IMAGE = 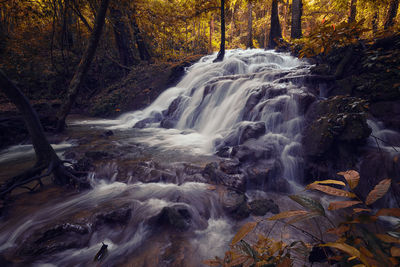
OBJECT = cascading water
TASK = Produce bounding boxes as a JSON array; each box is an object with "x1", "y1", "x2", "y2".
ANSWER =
[
  {"x1": 79, "y1": 49, "x2": 313, "y2": 183},
  {"x1": 0, "y1": 50, "x2": 317, "y2": 266}
]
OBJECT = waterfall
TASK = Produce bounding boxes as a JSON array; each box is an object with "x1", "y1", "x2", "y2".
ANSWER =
[
  {"x1": 0, "y1": 50, "x2": 317, "y2": 266},
  {"x1": 91, "y1": 49, "x2": 313, "y2": 182}
]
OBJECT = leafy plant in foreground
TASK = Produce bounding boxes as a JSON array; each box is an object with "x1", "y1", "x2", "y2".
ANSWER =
[{"x1": 204, "y1": 170, "x2": 400, "y2": 266}]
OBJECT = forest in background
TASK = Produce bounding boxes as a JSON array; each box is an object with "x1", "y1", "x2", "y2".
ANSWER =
[{"x1": 0, "y1": 0, "x2": 399, "y2": 102}]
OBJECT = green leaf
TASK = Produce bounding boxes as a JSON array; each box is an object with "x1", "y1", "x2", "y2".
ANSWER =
[{"x1": 289, "y1": 195, "x2": 325, "y2": 215}]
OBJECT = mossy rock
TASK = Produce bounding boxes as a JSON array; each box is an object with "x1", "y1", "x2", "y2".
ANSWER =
[{"x1": 303, "y1": 96, "x2": 371, "y2": 157}]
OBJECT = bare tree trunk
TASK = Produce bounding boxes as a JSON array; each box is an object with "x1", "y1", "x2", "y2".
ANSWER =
[
  {"x1": 348, "y1": 0, "x2": 357, "y2": 23},
  {"x1": 372, "y1": 9, "x2": 379, "y2": 35},
  {"x1": 110, "y1": 7, "x2": 135, "y2": 67},
  {"x1": 132, "y1": 16, "x2": 151, "y2": 61},
  {"x1": 56, "y1": 0, "x2": 110, "y2": 132},
  {"x1": 282, "y1": 0, "x2": 289, "y2": 38},
  {"x1": 214, "y1": 0, "x2": 225, "y2": 62},
  {"x1": 384, "y1": 0, "x2": 399, "y2": 29},
  {"x1": 209, "y1": 15, "x2": 214, "y2": 53},
  {"x1": 291, "y1": 0, "x2": 302, "y2": 39},
  {"x1": 268, "y1": 0, "x2": 282, "y2": 49},
  {"x1": 0, "y1": 70, "x2": 85, "y2": 196},
  {"x1": 247, "y1": 1, "x2": 254, "y2": 49},
  {"x1": 0, "y1": 70, "x2": 58, "y2": 166},
  {"x1": 264, "y1": 7, "x2": 269, "y2": 48}
]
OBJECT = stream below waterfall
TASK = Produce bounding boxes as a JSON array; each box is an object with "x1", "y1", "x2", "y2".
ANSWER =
[{"x1": 0, "y1": 49, "x2": 398, "y2": 266}]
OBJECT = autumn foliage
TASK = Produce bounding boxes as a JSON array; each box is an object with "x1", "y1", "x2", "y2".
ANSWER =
[{"x1": 205, "y1": 170, "x2": 400, "y2": 266}]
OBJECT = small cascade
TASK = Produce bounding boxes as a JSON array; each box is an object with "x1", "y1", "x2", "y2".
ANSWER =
[
  {"x1": 0, "y1": 181, "x2": 232, "y2": 265},
  {"x1": 367, "y1": 119, "x2": 400, "y2": 152},
  {"x1": 86, "y1": 49, "x2": 314, "y2": 184}
]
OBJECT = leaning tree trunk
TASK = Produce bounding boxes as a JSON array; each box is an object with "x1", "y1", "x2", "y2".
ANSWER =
[
  {"x1": 268, "y1": 0, "x2": 282, "y2": 49},
  {"x1": 214, "y1": 0, "x2": 225, "y2": 62},
  {"x1": 247, "y1": 1, "x2": 254, "y2": 49},
  {"x1": 384, "y1": 0, "x2": 399, "y2": 29},
  {"x1": 348, "y1": 0, "x2": 357, "y2": 23},
  {"x1": 0, "y1": 71, "x2": 83, "y2": 197},
  {"x1": 110, "y1": 7, "x2": 135, "y2": 67},
  {"x1": 56, "y1": 0, "x2": 110, "y2": 132},
  {"x1": 0, "y1": 71, "x2": 58, "y2": 167},
  {"x1": 291, "y1": 0, "x2": 302, "y2": 39}
]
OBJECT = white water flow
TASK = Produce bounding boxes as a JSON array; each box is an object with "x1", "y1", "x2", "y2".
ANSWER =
[
  {"x1": 0, "y1": 50, "x2": 315, "y2": 265},
  {"x1": 76, "y1": 49, "x2": 312, "y2": 182},
  {"x1": 0, "y1": 181, "x2": 231, "y2": 266}
]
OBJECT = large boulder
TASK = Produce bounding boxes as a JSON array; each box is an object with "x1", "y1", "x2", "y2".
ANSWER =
[
  {"x1": 358, "y1": 150, "x2": 400, "y2": 207},
  {"x1": 239, "y1": 122, "x2": 266, "y2": 143},
  {"x1": 150, "y1": 204, "x2": 192, "y2": 231},
  {"x1": 19, "y1": 223, "x2": 90, "y2": 257},
  {"x1": 370, "y1": 101, "x2": 400, "y2": 131},
  {"x1": 303, "y1": 96, "x2": 371, "y2": 157},
  {"x1": 302, "y1": 96, "x2": 372, "y2": 182},
  {"x1": 202, "y1": 162, "x2": 246, "y2": 191},
  {"x1": 249, "y1": 199, "x2": 279, "y2": 216},
  {"x1": 221, "y1": 190, "x2": 250, "y2": 220},
  {"x1": 93, "y1": 206, "x2": 132, "y2": 229}
]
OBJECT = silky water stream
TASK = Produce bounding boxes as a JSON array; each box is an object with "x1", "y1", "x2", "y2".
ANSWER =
[{"x1": 0, "y1": 50, "x2": 323, "y2": 266}]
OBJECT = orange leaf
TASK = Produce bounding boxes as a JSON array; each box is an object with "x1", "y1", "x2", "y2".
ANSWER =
[
  {"x1": 365, "y1": 179, "x2": 391, "y2": 205},
  {"x1": 307, "y1": 184, "x2": 356, "y2": 198},
  {"x1": 326, "y1": 225, "x2": 350, "y2": 236},
  {"x1": 207, "y1": 185, "x2": 217, "y2": 191},
  {"x1": 376, "y1": 208, "x2": 400, "y2": 217},
  {"x1": 277, "y1": 257, "x2": 292, "y2": 267},
  {"x1": 376, "y1": 234, "x2": 400, "y2": 244},
  {"x1": 337, "y1": 170, "x2": 360, "y2": 189},
  {"x1": 268, "y1": 210, "x2": 309, "y2": 221},
  {"x1": 321, "y1": 242, "x2": 360, "y2": 258},
  {"x1": 360, "y1": 246, "x2": 374, "y2": 258},
  {"x1": 328, "y1": 201, "x2": 362, "y2": 210},
  {"x1": 227, "y1": 255, "x2": 249, "y2": 266},
  {"x1": 353, "y1": 208, "x2": 371, "y2": 213},
  {"x1": 329, "y1": 255, "x2": 343, "y2": 261},
  {"x1": 243, "y1": 258, "x2": 254, "y2": 267},
  {"x1": 202, "y1": 259, "x2": 222, "y2": 266},
  {"x1": 391, "y1": 247, "x2": 400, "y2": 257},
  {"x1": 389, "y1": 256, "x2": 399, "y2": 266},
  {"x1": 310, "y1": 180, "x2": 346, "y2": 187},
  {"x1": 231, "y1": 222, "x2": 258, "y2": 245}
]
